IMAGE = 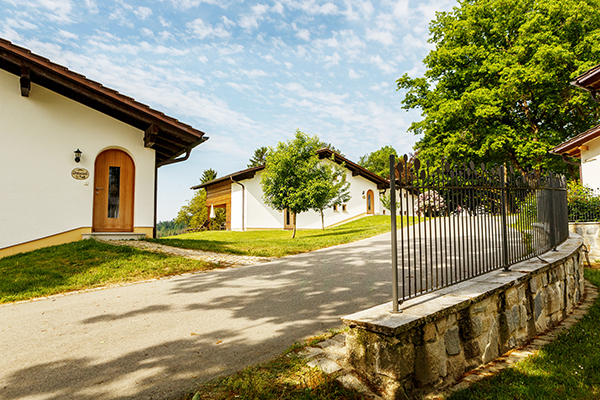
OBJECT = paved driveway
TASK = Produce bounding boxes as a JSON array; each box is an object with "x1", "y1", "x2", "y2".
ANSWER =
[{"x1": 0, "y1": 232, "x2": 395, "y2": 400}]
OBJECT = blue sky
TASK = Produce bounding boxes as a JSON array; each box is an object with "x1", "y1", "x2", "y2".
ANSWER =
[{"x1": 1, "y1": 0, "x2": 456, "y2": 221}]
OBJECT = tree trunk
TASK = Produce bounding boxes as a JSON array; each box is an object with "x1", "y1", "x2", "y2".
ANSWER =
[
  {"x1": 292, "y1": 213, "x2": 297, "y2": 239},
  {"x1": 321, "y1": 210, "x2": 325, "y2": 230}
]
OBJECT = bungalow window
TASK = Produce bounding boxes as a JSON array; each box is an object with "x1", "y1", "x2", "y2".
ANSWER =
[
  {"x1": 333, "y1": 204, "x2": 339, "y2": 212},
  {"x1": 342, "y1": 204, "x2": 347, "y2": 212}
]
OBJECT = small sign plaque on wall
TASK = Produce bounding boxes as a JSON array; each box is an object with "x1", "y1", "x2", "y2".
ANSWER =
[{"x1": 71, "y1": 168, "x2": 90, "y2": 180}]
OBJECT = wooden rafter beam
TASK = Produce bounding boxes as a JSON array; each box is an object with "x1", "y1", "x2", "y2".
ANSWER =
[
  {"x1": 144, "y1": 124, "x2": 159, "y2": 148},
  {"x1": 20, "y1": 65, "x2": 30, "y2": 97}
]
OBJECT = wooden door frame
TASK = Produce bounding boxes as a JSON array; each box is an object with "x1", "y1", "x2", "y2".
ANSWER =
[
  {"x1": 92, "y1": 149, "x2": 135, "y2": 232},
  {"x1": 366, "y1": 189, "x2": 374, "y2": 215}
]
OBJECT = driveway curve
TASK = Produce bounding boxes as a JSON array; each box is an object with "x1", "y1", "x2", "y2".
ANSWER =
[{"x1": 0, "y1": 231, "x2": 396, "y2": 400}]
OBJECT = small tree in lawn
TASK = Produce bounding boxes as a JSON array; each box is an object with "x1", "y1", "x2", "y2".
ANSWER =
[
  {"x1": 310, "y1": 160, "x2": 351, "y2": 230},
  {"x1": 261, "y1": 130, "x2": 326, "y2": 238}
]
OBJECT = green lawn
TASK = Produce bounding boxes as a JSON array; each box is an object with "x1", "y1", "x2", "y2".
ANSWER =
[
  {"x1": 183, "y1": 329, "x2": 368, "y2": 400},
  {"x1": 448, "y1": 268, "x2": 600, "y2": 400},
  {"x1": 0, "y1": 239, "x2": 218, "y2": 304},
  {"x1": 148, "y1": 215, "x2": 412, "y2": 258}
]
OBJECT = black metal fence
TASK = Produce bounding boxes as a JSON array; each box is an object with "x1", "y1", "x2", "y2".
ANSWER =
[
  {"x1": 389, "y1": 155, "x2": 569, "y2": 312},
  {"x1": 568, "y1": 186, "x2": 600, "y2": 222}
]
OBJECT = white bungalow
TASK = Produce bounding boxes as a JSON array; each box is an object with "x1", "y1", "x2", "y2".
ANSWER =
[
  {"x1": 193, "y1": 149, "x2": 414, "y2": 231},
  {"x1": 0, "y1": 38, "x2": 207, "y2": 257}
]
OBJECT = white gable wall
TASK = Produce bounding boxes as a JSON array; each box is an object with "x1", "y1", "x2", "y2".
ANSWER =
[
  {"x1": 581, "y1": 138, "x2": 600, "y2": 191},
  {"x1": 0, "y1": 69, "x2": 155, "y2": 250},
  {"x1": 229, "y1": 167, "x2": 384, "y2": 231}
]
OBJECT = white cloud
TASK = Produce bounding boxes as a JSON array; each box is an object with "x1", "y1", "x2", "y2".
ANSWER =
[
  {"x1": 272, "y1": 1, "x2": 285, "y2": 15},
  {"x1": 348, "y1": 69, "x2": 361, "y2": 79},
  {"x1": 282, "y1": 0, "x2": 339, "y2": 15},
  {"x1": 6, "y1": 18, "x2": 38, "y2": 30},
  {"x1": 323, "y1": 52, "x2": 340, "y2": 68},
  {"x1": 134, "y1": 6, "x2": 152, "y2": 20},
  {"x1": 238, "y1": 3, "x2": 270, "y2": 31},
  {"x1": 109, "y1": 7, "x2": 134, "y2": 28},
  {"x1": 57, "y1": 29, "x2": 78, "y2": 39},
  {"x1": 187, "y1": 18, "x2": 231, "y2": 39},
  {"x1": 159, "y1": 16, "x2": 171, "y2": 27},
  {"x1": 284, "y1": 62, "x2": 293, "y2": 69},
  {"x1": 295, "y1": 28, "x2": 310, "y2": 41},
  {"x1": 83, "y1": 0, "x2": 98, "y2": 14},
  {"x1": 198, "y1": 55, "x2": 208, "y2": 63},
  {"x1": 227, "y1": 82, "x2": 253, "y2": 91},
  {"x1": 369, "y1": 81, "x2": 390, "y2": 91},
  {"x1": 343, "y1": 0, "x2": 374, "y2": 21},
  {"x1": 217, "y1": 44, "x2": 244, "y2": 55},
  {"x1": 370, "y1": 54, "x2": 396, "y2": 74},
  {"x1": 239, "y1": 69, "x2": 268, "y2": 78},
  {"x1": 160, "y1": 0, "x2": 226, "y2": 9},
  {"x1": 222, "y1": 16, "x2": 235, "y2": 27},
  {"x1": 140, "y1": 27, "x2": 154, "y2": 37}
]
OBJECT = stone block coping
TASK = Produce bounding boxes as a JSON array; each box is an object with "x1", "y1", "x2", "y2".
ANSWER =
[{"x1": 341, "y1": 235, "x2": 582, "y2": 337}]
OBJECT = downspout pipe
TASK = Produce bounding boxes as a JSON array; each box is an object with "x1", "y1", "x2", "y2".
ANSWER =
[{"x1": 230, "y1": 177, "x2": 245, "y2": 231}]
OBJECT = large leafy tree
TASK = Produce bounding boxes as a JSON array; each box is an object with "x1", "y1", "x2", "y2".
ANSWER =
[
  {"x1": 358, "y1": 146, "x2": 399, "y2": 179},
  {"x1": 397, "y1": 0, "x2": 600, "y2": 177},
  {"x1": 261, "y1": 130, "x2": 346, "y2": 238}
]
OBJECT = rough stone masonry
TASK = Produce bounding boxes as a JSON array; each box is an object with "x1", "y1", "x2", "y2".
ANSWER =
[{"x1": 342, "y1": 236, "x2": 584, "y2": 399}]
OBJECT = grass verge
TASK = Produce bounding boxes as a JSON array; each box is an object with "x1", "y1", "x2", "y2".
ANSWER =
[
  {"x1": 148, "y1": 215, "x2": 418, "y2": 258},
  {"x1": 182, "y1": 329, "x2": 368, "y2": 400},
  {"x1": 0, "y1": 239, "x2": 218, "y2": 304},
  {"x1": 448, "y1": 268, "x2": 600, "y2": 400}
]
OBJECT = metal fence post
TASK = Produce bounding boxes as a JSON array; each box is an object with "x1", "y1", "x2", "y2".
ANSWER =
[
  {"x1": 500, "y1": 166, "x2": 510, "y2": 271},
  {"x1": 390, "y1": 154, "x2": 401, "y2": 313},
  {"x1": 548, "y1": 172, "x2": 557, "y2": 251}
]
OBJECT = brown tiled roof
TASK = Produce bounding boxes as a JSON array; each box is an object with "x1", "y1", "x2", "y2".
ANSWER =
[
  {"x1": 192, "y1": 148, "x2": 391, "y2": 190},
  {"x1": 0, "y1": 38, "x2": 207, "y2": 165},
  {"x1": 571, "y1": 64, "x2": 600, "y2": 94},
  {"x1": 551, "y1": 124, "x2": 600, "y2": 158}
]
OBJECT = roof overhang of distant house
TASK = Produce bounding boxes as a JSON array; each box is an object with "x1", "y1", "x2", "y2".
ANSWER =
[
  {"x1": 552, "y1": 124, "x2": 600, "y2": 158},
  {"x1": 571, "y1": 64, "x2": 600, "y2": 103},
  {"x1": 192, "y1": 148, "x2": 391, "y2": 191},
  {"x1": 0, "y1": 38, "x2": 207, "y2": 166}
]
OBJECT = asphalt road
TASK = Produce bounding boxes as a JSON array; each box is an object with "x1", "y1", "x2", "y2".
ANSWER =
[{"x1": 0, "y1": 232, "x2": 397, "y2": 400}]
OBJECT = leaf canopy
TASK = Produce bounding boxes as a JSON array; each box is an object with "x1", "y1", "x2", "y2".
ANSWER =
[{"x1": 398, "y1": 0, "x2": 600, "y2": 176}]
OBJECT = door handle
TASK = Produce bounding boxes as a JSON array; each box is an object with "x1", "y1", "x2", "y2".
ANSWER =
[{"x1": 96, "y1": 187, "x2": 103, "y2": 190}]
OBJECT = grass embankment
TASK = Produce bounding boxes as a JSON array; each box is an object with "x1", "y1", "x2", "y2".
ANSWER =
[
  {"x1": 0, "y1": 239, "x2": 217, "y2": 304},
  {"x1": 184, "y1": 329, "x2": 367, "y2": 400},
  {"x1": 449, "y1": 268, "x2": 600, "y2": 400},
  {"x1": 149, "y1": 215, "x2": 412, "y2": 258}
]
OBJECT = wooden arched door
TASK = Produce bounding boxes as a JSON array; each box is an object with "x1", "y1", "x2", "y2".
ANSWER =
[
  {"x1": 93, "y1": 149, "x2": 135, "y2": 232},
  {"x1": 366, "y1": 189, "x2": 374, "y2": 215}
]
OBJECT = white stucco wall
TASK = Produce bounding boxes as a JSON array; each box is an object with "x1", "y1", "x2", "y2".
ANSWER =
[
  {"x1": 382, "y1": 189, "x2": 417, "y2": 217},
  {"x1": 230, "y1": 167, "x2": 384, "y2": 230},
  {"x1": 580, "y1": 138, "x2": 600, "y2": 191},
  {"x1": 0, "y1": 69, "x2": 156, "y2": 249}
]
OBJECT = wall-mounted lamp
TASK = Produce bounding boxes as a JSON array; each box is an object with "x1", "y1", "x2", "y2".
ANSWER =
[
  {"x1": 74, "y1": 148, "x2": 82, "y2": 163},
  {"x1": 362, "y1": 191, "x2": 365, "y2": 196}
]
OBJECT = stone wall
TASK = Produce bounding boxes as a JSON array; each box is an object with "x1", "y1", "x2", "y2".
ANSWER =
[
  {"x1": 570, "y1": 222, "x2": 600, "y2": 259},
  {"x1": 342, "y1": 236, "x2": 584, "y2": 399}
]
